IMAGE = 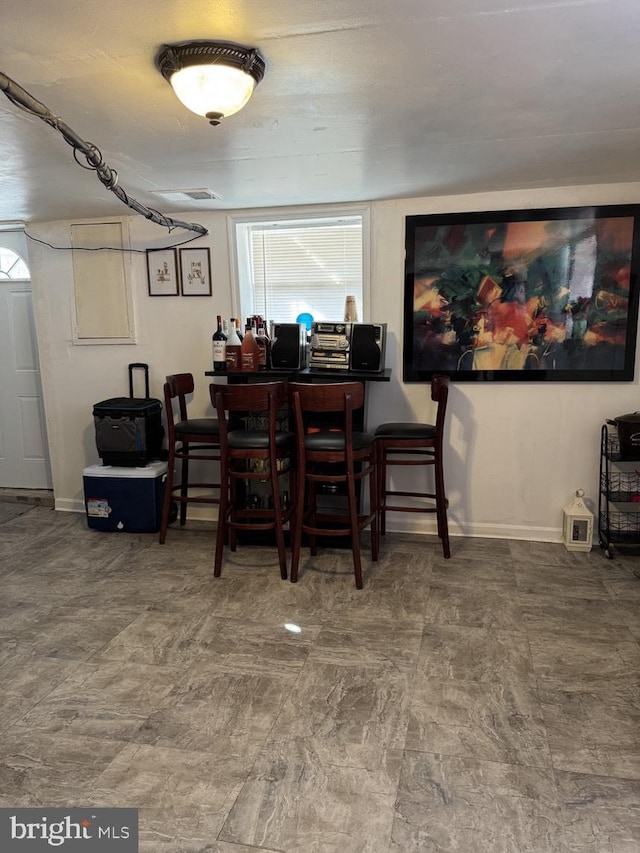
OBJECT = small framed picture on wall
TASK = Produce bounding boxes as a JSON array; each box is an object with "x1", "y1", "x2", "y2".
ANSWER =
[
  {"x1": 146, "y1": 248, "x2": 179, "y2": 296},
  {"x1": 179, "y1": 247, "x2": 212, "y2": 296}
]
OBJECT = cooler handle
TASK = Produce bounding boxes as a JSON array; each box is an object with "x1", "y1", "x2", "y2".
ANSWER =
[{"x1": 128, "y1": 362, "x2": 150, "y2": 399}]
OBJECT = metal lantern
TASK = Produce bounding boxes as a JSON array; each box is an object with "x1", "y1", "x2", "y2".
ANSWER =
[{"x1": 562, "y1": 489, "x2": 594, "y2": 552}]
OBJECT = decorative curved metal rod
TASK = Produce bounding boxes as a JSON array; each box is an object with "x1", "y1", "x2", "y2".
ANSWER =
[{"x1": 0, "y1": 70, "x2": 208, "y2": 236}]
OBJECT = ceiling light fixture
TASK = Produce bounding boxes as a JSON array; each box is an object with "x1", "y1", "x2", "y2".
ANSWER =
[{"x1": 155, "y1": 40, "x2": 265, "y2": 126}]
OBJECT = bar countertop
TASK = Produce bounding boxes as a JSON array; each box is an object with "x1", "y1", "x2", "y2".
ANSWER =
[{"x1": 205, "y1": 367, "x2": 392, "y2": 382}]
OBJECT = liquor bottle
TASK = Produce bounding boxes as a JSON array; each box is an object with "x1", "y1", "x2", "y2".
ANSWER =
[
  {"x1": 256, "y1": 321, "x2": 269, "y2": 370},
  {"x1": 212, "y1": 315, "x2": 227, "y2": 373},
  {"x1": 240, "y1": 322, "x2": 260, "y2": 371},
  {"x1": 226, "y1": 318, "x2": 242, "y2": 372},
  {"x1": 235, "y1": 318, "x2": 243, "y2": 340}
]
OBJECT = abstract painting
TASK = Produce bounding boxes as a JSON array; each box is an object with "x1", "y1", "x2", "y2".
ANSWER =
[{"x1": 403, "y1": 205, "x2": 640, "y2": 381}]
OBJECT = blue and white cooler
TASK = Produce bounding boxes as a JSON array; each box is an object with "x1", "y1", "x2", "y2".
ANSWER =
[{"x1": 83, "y1": 461, "x2": 167, "y2": 532}]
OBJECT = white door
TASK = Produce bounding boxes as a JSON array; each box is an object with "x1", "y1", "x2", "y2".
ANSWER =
[{"x1": 0, "y1": 233, "x2": 52, "y2": 489}]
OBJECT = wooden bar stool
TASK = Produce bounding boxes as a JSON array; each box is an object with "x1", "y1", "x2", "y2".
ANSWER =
[
  {"x1": 211, "y1": 381, "x2": 294, "y2": 579},
  {"x1": 374, "y1": 374, "x2": 450, "y2": 558},
  {"x1": 288, "y1": 381, "x2": 378, "y2": 589},
  {"x1": 159, "y1": 373, "x2": 221, "y2": 544}
]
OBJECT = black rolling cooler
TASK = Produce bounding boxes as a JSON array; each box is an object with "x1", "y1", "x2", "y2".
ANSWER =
[
  {"x1": 85, "y1": 363, "x2": 166, "y2": 532},
  {"x1": 93, "y1": 362, "x2": 164, "y2": 467}
]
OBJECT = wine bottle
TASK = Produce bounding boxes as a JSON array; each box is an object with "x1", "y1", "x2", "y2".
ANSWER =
[
  {"x1": 226, "y1": 318, "x2": 242, "y2": 372},
  {"x1": 212, "y1": 315, "x2": 227, "y2": 373}
]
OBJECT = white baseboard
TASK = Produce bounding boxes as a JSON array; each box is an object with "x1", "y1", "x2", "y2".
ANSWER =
[
  {"x1": 55, "y1": 498, "x2": 84, "y2": 514},
  {"x1": 382, "y1": 516, "x2": 562, "y2": 543},
  {"x1": 53, "y1": 498, "x2": 562, "y2": 543}
]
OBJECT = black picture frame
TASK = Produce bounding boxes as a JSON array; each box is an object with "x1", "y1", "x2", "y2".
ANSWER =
[
  {"x1": 179, "y1": 247, "x2": 212, "y2": 296},
  {"x1": 146, "y1": 248, "x2": 179, "y2": 296},
  {"x1": 403, "y1": 204, "x2": 640, "y2": 382}
]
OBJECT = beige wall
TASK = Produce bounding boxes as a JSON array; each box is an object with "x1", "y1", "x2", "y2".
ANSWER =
[{"x1": 26, "y1": 181, "x2": 640, "y2": 541}]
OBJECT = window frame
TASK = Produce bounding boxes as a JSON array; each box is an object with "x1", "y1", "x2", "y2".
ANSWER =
[{"x1": 227, "y1": 204, "x2": 371, "y2": 325}]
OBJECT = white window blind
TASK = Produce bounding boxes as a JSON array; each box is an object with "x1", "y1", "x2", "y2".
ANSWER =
[{"x1": 238, "y1": 215, "x2": 363, "y2": 323}]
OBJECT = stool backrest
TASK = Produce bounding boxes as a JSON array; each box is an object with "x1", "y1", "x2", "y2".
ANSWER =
[
  {"x1": 288, "y1": 381, "x2": 364, "y2": 414},
  {"x1": 288, "y1": 381, "x2": 365, "y2": 448},
  {"x1": 212, "y1": 381, "x2": 287, "y2": 441},
  {"x1": 431, "y1": 374, "x2": 449, "y2": 445},
  {"x1": 164, "y1": 372, "x2": 195, "y2": 430}
]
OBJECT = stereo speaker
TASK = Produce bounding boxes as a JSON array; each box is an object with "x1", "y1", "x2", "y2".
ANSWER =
[
  {"x1": 270, "y1": 323, "x2": 305, "y2": 369},
  {"x1": 349, "y1": 323, "x2": 387, "y2": 372}
]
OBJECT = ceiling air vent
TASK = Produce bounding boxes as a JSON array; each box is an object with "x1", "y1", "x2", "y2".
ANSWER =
[{"x1": 150, "y1": 188, "x2": 222, "y2": 202}]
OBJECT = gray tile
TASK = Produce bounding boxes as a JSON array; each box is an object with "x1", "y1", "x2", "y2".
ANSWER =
[
  {"x1": 270, "y1": 661, "x2": 413, "y2": 751},
  {"x1": 431, "y1": 554, "x2": 517, "y2": 588},
  {"x1": 509, "y1": 539, "x2": 584, "y2": 567},
  {"x1": 96, "y1": 611, "x2": 318, "y2": 674},
  {"x1": 406, "y1": 679, "x2": 552, "y2": 767},
  {"x1": 7, "y1": 604, "x2": 142, "y2": 661},
  {"x1": 416, "y1": 623, "x2": 535, "y2": 685},
  {"x1": 91, "y1": 741, "x2": 250, "y2": 851},
  {"x1": 424, "y1": 583, "x2": 526, "y2": 631},
  {"x1": 0, "y1": 652, "x2": 79, "y2": 732},
  {"x1": 133, "y1": 662, "x2": 297, "y2": 757},
  {"x1": 308, "y1": 617, "x2": 423, "y2": 670},
  {"x1": 0, "y1": 731, "x2": 128, "y2": 806},
  {"x1": 514, "y1": 563, "x2": 611, "y2": 598},
  {"x1": 10, "y1": 661, "x2": 183, "y2": 741},
  {"x1": 556, "y1": 769, "x2": 640, "y2": 808},
  {"x1": 137, "y1": 808, "x2": 227, "y2": 853},
  {"x1": 530, "y1": 633, "x2": 640, "y2": 693},
  {"x1": 0, "y1": 503, "x2": 33, "y2": 525},
  {"x1": 391, "y1": 751, "x2": 566, "y2": 853},
  {"x1": 203, "y1": 844, "x2": 282, "y2": 853},
  {"x1": 448, "y1": 537, "x2": 512, "y2": 559},
  {"x1": 540, "y1": 690, "x2": 640, "y2": 778},
  {"x1": 603, "y1": 576, "x2": 640, "y2": 601},
  {"x1": 557, "y1": 772, "x2": 640, "y2": 853},
  {"x1": 520, "y1": 592, "x2": 636, "y2": 639},
  {"x1": 220, "y1": 738, "x2": 398, "y2": 852}
]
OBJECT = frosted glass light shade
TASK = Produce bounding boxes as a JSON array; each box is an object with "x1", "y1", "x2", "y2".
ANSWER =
[
  {"x1": 156, "y1": 40, "x2": 265, "y2": 126},
  {"x1": 169, "y1": 64, "x2": 256, "y2": 119}
]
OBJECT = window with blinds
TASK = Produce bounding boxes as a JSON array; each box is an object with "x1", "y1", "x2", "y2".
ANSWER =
[{"x1": 234, "y1": 213, "x2": 365, "y2": 323}]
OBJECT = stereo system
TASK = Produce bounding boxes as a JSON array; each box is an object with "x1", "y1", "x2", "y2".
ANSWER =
[
  {"x1": 309, "y1": 321, "x2": 387, "y2": 373},
  {"x1": 309, "y1": 322, "x2": 352, "y2": 370}
]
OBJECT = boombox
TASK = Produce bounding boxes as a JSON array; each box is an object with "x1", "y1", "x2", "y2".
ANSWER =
[
  {"x1": 309, "y1": 322, "x2": 387, "y2": 372},
  {"x1": 269, "y1": 322, "x2": 306, "y2": 369}
]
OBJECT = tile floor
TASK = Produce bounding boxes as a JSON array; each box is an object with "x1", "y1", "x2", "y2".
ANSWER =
[{"x1": 1, "y1": 503, "x2": 640, "y2": 852}]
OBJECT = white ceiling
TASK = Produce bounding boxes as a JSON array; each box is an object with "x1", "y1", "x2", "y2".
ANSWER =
[{"x1": 2, "y1": 0, "x2": 640, "y2": 226}]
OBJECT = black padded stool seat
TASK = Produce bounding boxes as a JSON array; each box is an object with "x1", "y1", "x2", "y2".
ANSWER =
[
  {"x1": 176, "y1": 418, "x2": 221, "y2": 437},
  {"x1": 227, "y1": 430, "x2": 292, "y2": 450},
  {"x1": 304, "y1": 431, "x2": 375, "y2": 452},
  {"x1": 374, "y1": 374, "x2": 450, "y2": 558},
  {"x1": 159, "y1": 373, "x2": 221, "y2": 545},
  {"x1": 375, "y1": 423, "x2": 436, "y2": 439}
]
